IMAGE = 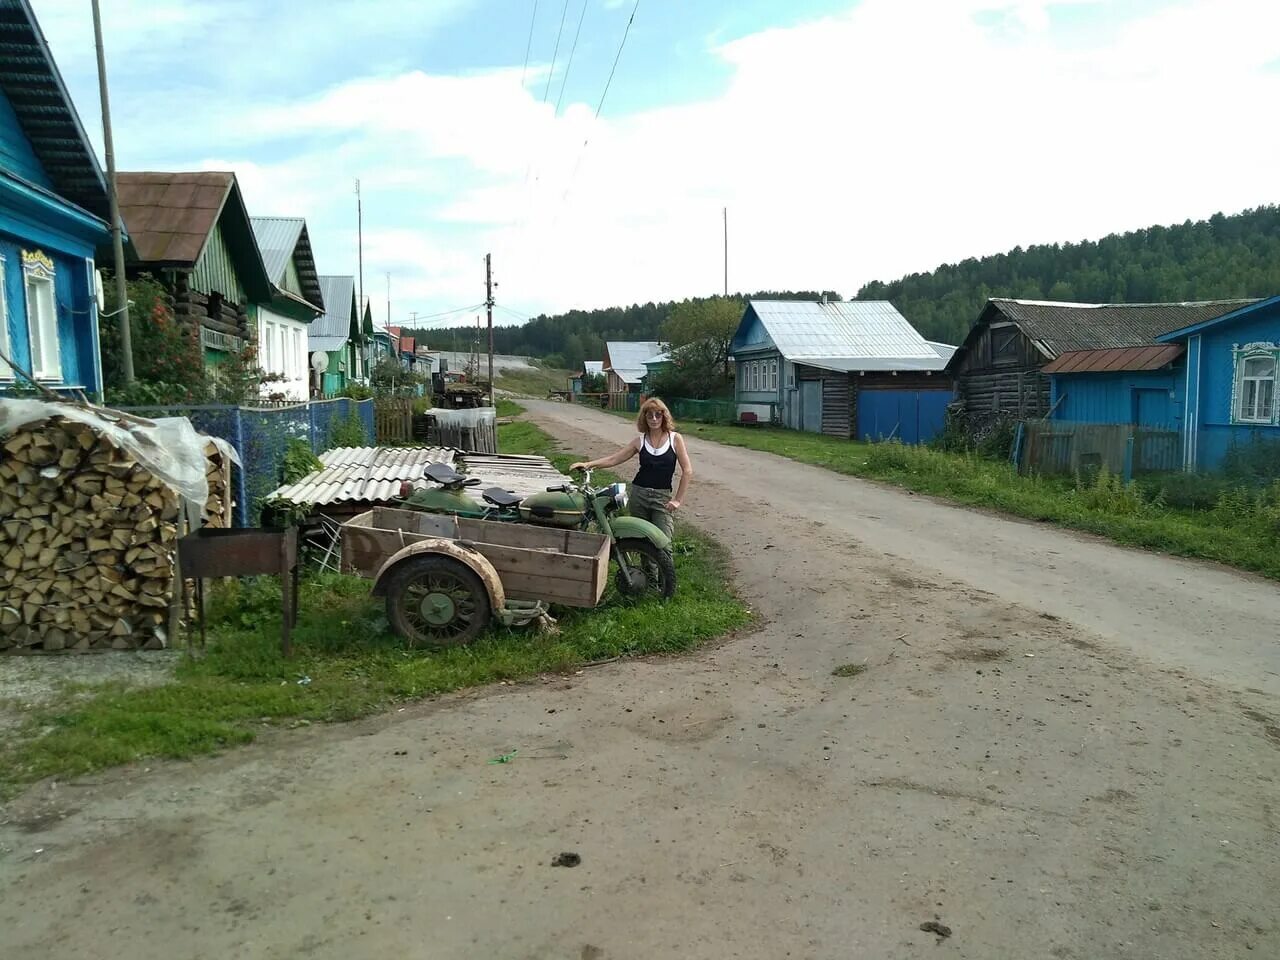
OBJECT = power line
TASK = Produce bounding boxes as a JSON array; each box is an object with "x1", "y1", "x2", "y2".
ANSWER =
[
  {"x1": 554, "y1": 0, "x2": 589, "y2": 116},
  {"x1": 399, "y1": 303, "x2": 486, "y2": 327},
  {"x1": 519, "y1": 0, "x2": 539, "y2": 90},
  {"x1": 541, "y1": 0, "x2": 572, "y2": 104},
  {"x1": 594, "y1": 0, "x2": 640, "y2": 120}
]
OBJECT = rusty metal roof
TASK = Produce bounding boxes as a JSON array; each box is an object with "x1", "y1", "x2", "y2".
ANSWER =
[
  {"x1": 1042, "y1": 343, "x2": 1185, "y2": 375},
  {"x1": 117, "y1": 171, "x2": 236, "y2": 264}
]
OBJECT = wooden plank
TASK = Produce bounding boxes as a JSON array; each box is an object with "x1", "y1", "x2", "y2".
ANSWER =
[
  {"x1": 497, "y1": 570, "x2": 600, "y2": 607},
  {"x1": 469, "y1": 542, "x2": 598, "y2": 582}
]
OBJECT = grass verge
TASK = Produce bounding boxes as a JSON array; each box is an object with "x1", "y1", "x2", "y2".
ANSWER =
[
  {"x1": 0, "y1": 423, "x2": 749, "y2": 796},
  {"x1": 674, "y1": 422, "x2": 1280, "y2": 580},
  {"x1": 494, "y1": 362, "x2": 576, "y2": 398}
]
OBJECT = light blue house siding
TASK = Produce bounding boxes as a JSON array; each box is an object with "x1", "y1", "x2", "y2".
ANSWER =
[
  {"x1": 0, "y1": 104, "x2": 109, "y2": 395},
  {"x1": 731, "y1": 308, "x2": 784, "y2": 415},
  {"x1": 1050, "y1": 369, "x2": 1181, "y2": 431},
  {"x1": 1159, "y1": 297, "x2": 1280, "y2": 471}
]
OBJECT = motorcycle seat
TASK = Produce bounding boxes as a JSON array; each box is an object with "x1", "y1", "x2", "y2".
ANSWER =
[
  {"x1": 424, "y1": 462, "x2": 471, "y2": 486},
  {"x1": 482, "y1": 487, "x2": 523, "y2": 508}
]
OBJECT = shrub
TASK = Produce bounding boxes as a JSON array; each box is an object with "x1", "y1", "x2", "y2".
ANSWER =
[
  {"x1": 1139, "y1": 472, "x2": 1228, "y2": 511},
  {"x1": 326, "y1": 413, "x2": 368, "y2": 450},
  {"x1": 1072, "y1": 466, "x2": 1149, "y2": 515}
]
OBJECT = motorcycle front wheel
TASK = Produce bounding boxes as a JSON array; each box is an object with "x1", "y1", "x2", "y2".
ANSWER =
[{"x1": 611, "y1": 538, "x2": 676, "y2": 600}]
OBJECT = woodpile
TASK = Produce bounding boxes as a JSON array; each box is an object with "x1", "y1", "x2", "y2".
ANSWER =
[
  {"x1": 0, "y1": 414, "x2": 179, "y2": 652},
  {"x1": 203, "y1": 439, "x2": 233, "y2": 528}
]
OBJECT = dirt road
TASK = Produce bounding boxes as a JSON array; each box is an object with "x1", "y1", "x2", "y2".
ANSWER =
[{"x1": 3, "y1": 402, "x2": 1278, "y2": 959}]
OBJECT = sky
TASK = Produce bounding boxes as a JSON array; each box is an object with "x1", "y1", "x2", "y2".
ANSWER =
[{"x1": 32, "y1": 0, "x2": 1280, "y2": 334}]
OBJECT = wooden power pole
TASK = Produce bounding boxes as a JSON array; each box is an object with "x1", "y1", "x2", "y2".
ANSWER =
[{"x1": 485, "y1": 253, "x2": 495, "y2": 407}]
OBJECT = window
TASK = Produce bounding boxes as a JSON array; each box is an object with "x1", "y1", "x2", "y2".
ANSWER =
[
  {"x1": 751, "y1": 361, "x2": 760, "y2": 391},
  {"x1": 23, "y1": 251, "x2": 59, "y2": 379},
  {"x1": 770, "y1": 359, "x2": 778, "y2": 391},
  {"x1": 1233, "y1": 345, "x2": 1278, "y2": 424},
  {"x1": 0, "y1": 256, "x2": 10, "y2": 379},
  {"x1": 293, "y1": 328, "x2": 304, "y2": 380}
]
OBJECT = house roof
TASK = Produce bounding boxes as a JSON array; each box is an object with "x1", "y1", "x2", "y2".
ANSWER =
[
  {"x1": 250, "y1": 216, "x2": 324, "y2": 311},
  {"x1": 400, "y1": 335, "x2": 416, "y2": 354},
  {"x1": 605, "y1": 341, "x2": 662, "y2": 383},
  {"x1": 643, "y1": 352, "x2": 670, "y2": 366},
  {"x1": 309, "y1": 335, "x2": 349, "y2": 353},
  {"x1": 983, "y1": 298, "x2": 1259, "y2": 357},
  {"x1": 582, "y1": 360, "x2": 604, "y2": 376},
  {"x1": 314, "y1": 275, "x2": 357, "y2": 341},
  {"x1": 0, "y1": 0, "x2": 110, "y2": 220},
  {"x1": 741, "y1": 300, "x2": 947, "y2": 372},
  {"x1": 1041, "y1": 343, "x2": 1185, "y2": 375},
  {"x1": 1156, "y1": 294, "x2": 1280, "y2": 342},
  {"x1": 117, "y1": 171, "x2": 274, "y2": 300},
  {"x1": 927, "y1": 341, "x2": 958, "y2": 362}
]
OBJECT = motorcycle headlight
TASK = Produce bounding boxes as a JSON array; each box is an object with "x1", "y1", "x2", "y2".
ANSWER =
[{"x1": 610, "y1": 482, "x2": 628, "y2": 510}]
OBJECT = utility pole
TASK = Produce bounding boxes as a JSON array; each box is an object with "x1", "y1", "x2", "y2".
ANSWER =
[
  {"x1": 356, "y1": 179, "x2": 364, "y2": 334},
  {"x1": 92, "y1": 0, "x2": 132, "y2": 384},
  {"x1": 723, "y1": 206, "x2": 728, "y2": 298},
  {"x1": 485, "y1": 253, "x2": 495, "y2": 408}
]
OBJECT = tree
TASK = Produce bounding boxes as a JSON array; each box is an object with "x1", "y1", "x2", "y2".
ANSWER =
[{"x1": 660, "y1": 296, "x2": 744, "y2": 378}]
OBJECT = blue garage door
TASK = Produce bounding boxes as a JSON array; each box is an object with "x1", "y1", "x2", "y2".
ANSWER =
[{"x1": 857, "y1": 390, "x2": 952, "y2": 444}]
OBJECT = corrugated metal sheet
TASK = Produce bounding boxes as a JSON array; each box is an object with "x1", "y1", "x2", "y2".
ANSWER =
[
  {"x1": 267, "y1": 448, "x2": 570, "y2": 510},
  {"x1": 606, "y1": 341, "x2": 662, "y2": 374},
  {"x1": 749, "y1": 300, "x2": 947, "y2": 370},
  {"x1": 315, "y1": 276, "x2": 356, "y2": 338},
  {"x1": 583, "y1": 360, "x2": 604, "y2": 375},
  {"x1": 310, "y1": 335, "x2": 349, "y2": 354},
  {"x1": 250, "y1": 216, "x2": 324, "y2": 311},
  {"x1": 989, "y1": 298, "x2": 1258, "y2": 356},
  {"x1": 1043, "y1": 343, "x2": 1185, "y2": 375}
]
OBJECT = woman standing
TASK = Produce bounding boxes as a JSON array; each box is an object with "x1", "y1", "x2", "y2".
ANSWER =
[{"x1": 569, "y1": 397, "x2": 693, "y2": 546}]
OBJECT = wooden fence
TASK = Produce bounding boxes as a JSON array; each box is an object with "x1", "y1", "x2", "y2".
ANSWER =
[{"x1": 374, "y1": 399, "x2": 414, "y2": 444}]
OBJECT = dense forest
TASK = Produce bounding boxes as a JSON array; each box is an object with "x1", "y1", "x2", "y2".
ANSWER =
[
  {"x1": 856, "y1": 205, "x2": 1280, "y2": 344},
  {"x1": 411, "y1": 205, "x2": 1280, "y2": 362}
]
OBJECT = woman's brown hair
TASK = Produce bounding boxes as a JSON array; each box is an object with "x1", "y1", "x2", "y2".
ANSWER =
[{"x1": 635, "y1": 397, "x2": 676, "y2": 434}]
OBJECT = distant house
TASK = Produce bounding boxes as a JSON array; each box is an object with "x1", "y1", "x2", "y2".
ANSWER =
[
  {"x1": 603, "y1": 341, "x2": 662, "y2": 395},
  {"x1": 945, "y1": 298, "x2": 1252, "y2": 423},
  {"x1": 314, "y1": 275, "x2": 362, "y2": 395},
  {"x1": 730, "y1": 300, "x2": 954, "y2": 441},
  {"x1": 1043, "y1": 296, "x2": 1280, "y2": 472},
  {"x1": 367, "y1": 327, "x2": 395, "y2": 370},
  {"x1": 250, "y1": 217, "x2": 325, "y2": 401},
  {"x1": 0, "y1": 0, "x2": 112, "y2": 396},
  {"x1": 570, "y1": 359, "x2": 604, "y2": 393},
  {"x1": 642, "y1": 351, "x2": 671, "y2": 383},
  {"x1": 117, "y1": 171, "x2": 274, "y2": 383}
]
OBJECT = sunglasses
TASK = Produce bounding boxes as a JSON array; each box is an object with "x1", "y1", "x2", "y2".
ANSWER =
[{"x1": 645, "y1": 411, "x2": 664, "y2": 419}]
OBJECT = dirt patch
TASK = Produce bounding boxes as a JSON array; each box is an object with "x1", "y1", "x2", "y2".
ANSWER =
[
  {"x1": 1242, "y1": 709, "x2": 1280, "y2": 747},
  {"x1": 0, "y1": 651, "x2": 181, "y2": 734},
  {"x1": 943, "y1": 645, "x2": 1008, "y2": 662}
]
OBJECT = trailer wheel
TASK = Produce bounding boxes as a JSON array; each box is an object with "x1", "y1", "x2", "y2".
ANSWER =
[{"x1": 385, "y1": 555, "x2": 492, "y2": 648}]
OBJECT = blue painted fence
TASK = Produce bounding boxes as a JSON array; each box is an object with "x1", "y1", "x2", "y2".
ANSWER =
[
  {"x1": 856, "y1": 390, "x2": 952, "y2": 445},
  {"x1": 118, "y1": 398, "x2": 374, "y2": 526}
]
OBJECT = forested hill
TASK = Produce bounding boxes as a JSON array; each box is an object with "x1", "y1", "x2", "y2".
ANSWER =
[
  {"x1": 412, "y1": 290, "x2": 838, "y2": 370},
  {"x1": 856, "y1": 205, "x2": 1280, "y2": 345}
]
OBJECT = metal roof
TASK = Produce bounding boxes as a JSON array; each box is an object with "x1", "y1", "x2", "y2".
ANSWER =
[
  {"x1": 605, "y1": 341, "x2": 662, "y2": 376},
  {"x1": 745, "y1": 300, "x2": 947, "y2": 371},
  {"x1": 250, "y1": 216, "x2": 325, "y2": 311},
  {"x1": 314, "y1": 275, "x2": 356, "y2": 340},
  {"x1": 117, "y1": 171, "x2": 231, "y2": 264},
  {"x1": 583, "y1": 360, "x2": 604, "y2": 375},
  {"x1": 1041, "y1": 343, "x2": 1184, "y2": 375},
  {"x1": 309, "y1": 335, "x2": 349, "y2": 353},
  {"x1": 927, "y1": 341, "x2": 958, "y2": 361},
  {"x1": 985, "y1": 298, "x2": 1258, "y2": 357},
  {"x1": 643, "y1": 352, "x2": 670, "y2": 366},
  {"x1": 268, "y1": 446, "x2": 458, "y2": 506},
  {"x1": 0, "y1": 0, "x2": 110, "y2": 220}
]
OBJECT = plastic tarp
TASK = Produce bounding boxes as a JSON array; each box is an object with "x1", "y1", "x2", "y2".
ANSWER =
[
  {"x1": 428, "y1": 407, "x2": 496, "y2": 428},
  {"x1": 0, "y1": 398, "x2": 240, "y2": 512}
]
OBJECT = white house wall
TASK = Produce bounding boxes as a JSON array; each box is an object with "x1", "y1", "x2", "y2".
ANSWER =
[{"x1": 257, "y1": 307, "x2": 309, "y2": 401}]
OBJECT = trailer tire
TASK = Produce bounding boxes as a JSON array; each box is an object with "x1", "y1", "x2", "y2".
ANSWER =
[{"x1": 385, "y1": 555, "x2": 493, "y2": 648}]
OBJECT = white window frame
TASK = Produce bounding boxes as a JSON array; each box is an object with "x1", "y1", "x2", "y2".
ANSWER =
[
  {"x1": 262, "y1": 320, "x2": 276, "y2": 373},
  {"x1": 1230, "y1": 343, "x2": 1279, "y2": 426},
  {"x1": 770, "y1": 359, "x2": 778, "y2": 391},
  {"x1": 23, "y1": 251, "x2": 60, "y2": 380},
  {"x1": 0, "y1": 255, "x2": 11, "y2": 379}
]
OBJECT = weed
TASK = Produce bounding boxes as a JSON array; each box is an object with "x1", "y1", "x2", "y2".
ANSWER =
[{"x1": 831, "y1": 663, "x2": 867, "y2": 677}]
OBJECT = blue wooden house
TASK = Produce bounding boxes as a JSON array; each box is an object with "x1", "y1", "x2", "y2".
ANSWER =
[
  {"x1": 731, "y1": 299, "x2": 954, "y2": 440},
  {"x1": 1042, "y1": 298, "x2": 1279, "y2": 472},
  {"x1": 0, "y1": 0, "x2": 112, "y2": 395}
]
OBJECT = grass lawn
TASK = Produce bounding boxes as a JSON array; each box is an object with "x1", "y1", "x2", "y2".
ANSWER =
[
  {"x1": 672, "y1": 421, "x2": 1280, "y2": 580},
  {"x1": 494, "y1": 362, "x2": 576, "y2": 398},
  {"x1": 0, "y1": 420, "x2": 749, "y2": 796}
]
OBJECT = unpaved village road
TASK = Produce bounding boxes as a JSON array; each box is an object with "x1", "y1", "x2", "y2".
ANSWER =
[{"x1": 3, "y1": 401, "x2": 1279, "y2": 959}]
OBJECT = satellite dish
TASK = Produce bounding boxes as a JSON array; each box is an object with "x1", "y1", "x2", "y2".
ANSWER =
[
  {"x1": 311, "y1": 352, "x2": 329, "y2": 373},
  {"x1": 94, "y1": 270, "x2": 106, "y2": 311}
]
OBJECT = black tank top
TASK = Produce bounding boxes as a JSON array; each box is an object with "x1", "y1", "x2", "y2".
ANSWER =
[{"x1": 633, "y1": 433, "x2": 678, "y2": 491}]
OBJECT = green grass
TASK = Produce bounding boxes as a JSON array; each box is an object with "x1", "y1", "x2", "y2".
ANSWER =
[
  {"x1": 0, "y1": 423, "x2": 748, "y2": 795},
  {"x1": 494, "y1": 362, "x2": 576, "y2": 398},
  {"x1": 675, "y1": 422, "x2": 1280, "y2": 580},
  {"x1": 495, "y1": 398, "x2": 525, "y2": 418}
]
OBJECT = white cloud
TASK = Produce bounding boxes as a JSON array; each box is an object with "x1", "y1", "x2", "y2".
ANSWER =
[{"x1": 33, "y1": 0, "x2": 1280, "y2": 330}]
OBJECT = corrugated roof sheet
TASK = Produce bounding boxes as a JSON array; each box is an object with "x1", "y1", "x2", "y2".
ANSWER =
[
  {"x1": 606, "y1": 341, "x2": 663, "y2": 373},
  {"x1": 314, "y1": 275, "x2": 356, "y2": 340},
  {"x1": 749, "y1": 300, "x2": 947, "y2": 370},
  {"x1": 309, "y1": 335, "x2": 349, "y2": 354},
  {"x1": 583, "y1": 361, "x2": 604, "y2": 375},
  {"x1": 927, "y1": 341, "x2": 958, "y2": 361},
  {"x1": 0, "y1": 0, "x2": 110, "y2": 220},
  {"x1": 269, "y1": 447, "x2": 458, "y2": 506},
  {"x1": 251, "y1": 216, "x2": 324, "y2": 311},
  {"x1": 117, "y1": 171, "x2": 234, "y2": 264},
  {"x1": 988, "y1": 298, "x2": 1259, "y2": 356},
  {"x1": 1041, "y1": 343, "x2": 1185, "y2": 375}
]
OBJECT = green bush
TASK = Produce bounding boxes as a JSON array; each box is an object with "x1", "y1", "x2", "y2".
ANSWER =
[
  {"x1": 1072, "y1": 466, "x2": 1149, "y2": 516},
  {"x1": 280, "y1": 438, "x2": 322, "y2": 484},
  {"x1": 325, "y1": 413, "x2": 368, "y2": 451},
  {"x1": 1139, "y1": 472, "x2": 1228, "y2": 511},
  {"x1": 339, "y1": 383, "x2": 374, "y2": 400}
]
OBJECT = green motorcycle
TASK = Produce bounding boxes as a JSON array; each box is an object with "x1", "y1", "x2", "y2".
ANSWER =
[{"x1": 399, "y1": 463, "x2": 676, "y2": 599}]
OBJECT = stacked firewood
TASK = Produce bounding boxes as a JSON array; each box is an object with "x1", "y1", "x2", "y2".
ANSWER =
[
  {"x1": 203, "y1": 439, "x2": 233, "y2": 528},
  {"x1": 0, "y1": 414, "x2": 179, "y2": 651}
]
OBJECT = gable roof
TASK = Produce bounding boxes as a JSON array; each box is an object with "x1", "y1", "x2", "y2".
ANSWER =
[
  {"x1": 0, "y1": 0, "x2": 109, "y2": 220},
  {"x1": 1156, "y1": 294, "x2": 1280, "y2": 342},
  {"x1": 117, "y1": 171, "x2": 273, "y2": 300},
  {"x1": 739, "y1": 300, "x2": 946, "y2": 372},
  {"x1": 316, "y1": 273, "x2": 360, "y2": 350},
  {"x1": 1042, "y1": 343, "x2": 1185, "y2": 375},
  {"x1": 583, "y1": 360, "x2": 604, "y2": 376},
  {"x1": 250, "y1": 216, "x2": 324, "y2": 311},
  {"x1": 604, "y1": 341, "x2": 662, "y2": 384},
  {"x1": 983, "y1": 298, "x2": 1258, "y2": 357}
]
